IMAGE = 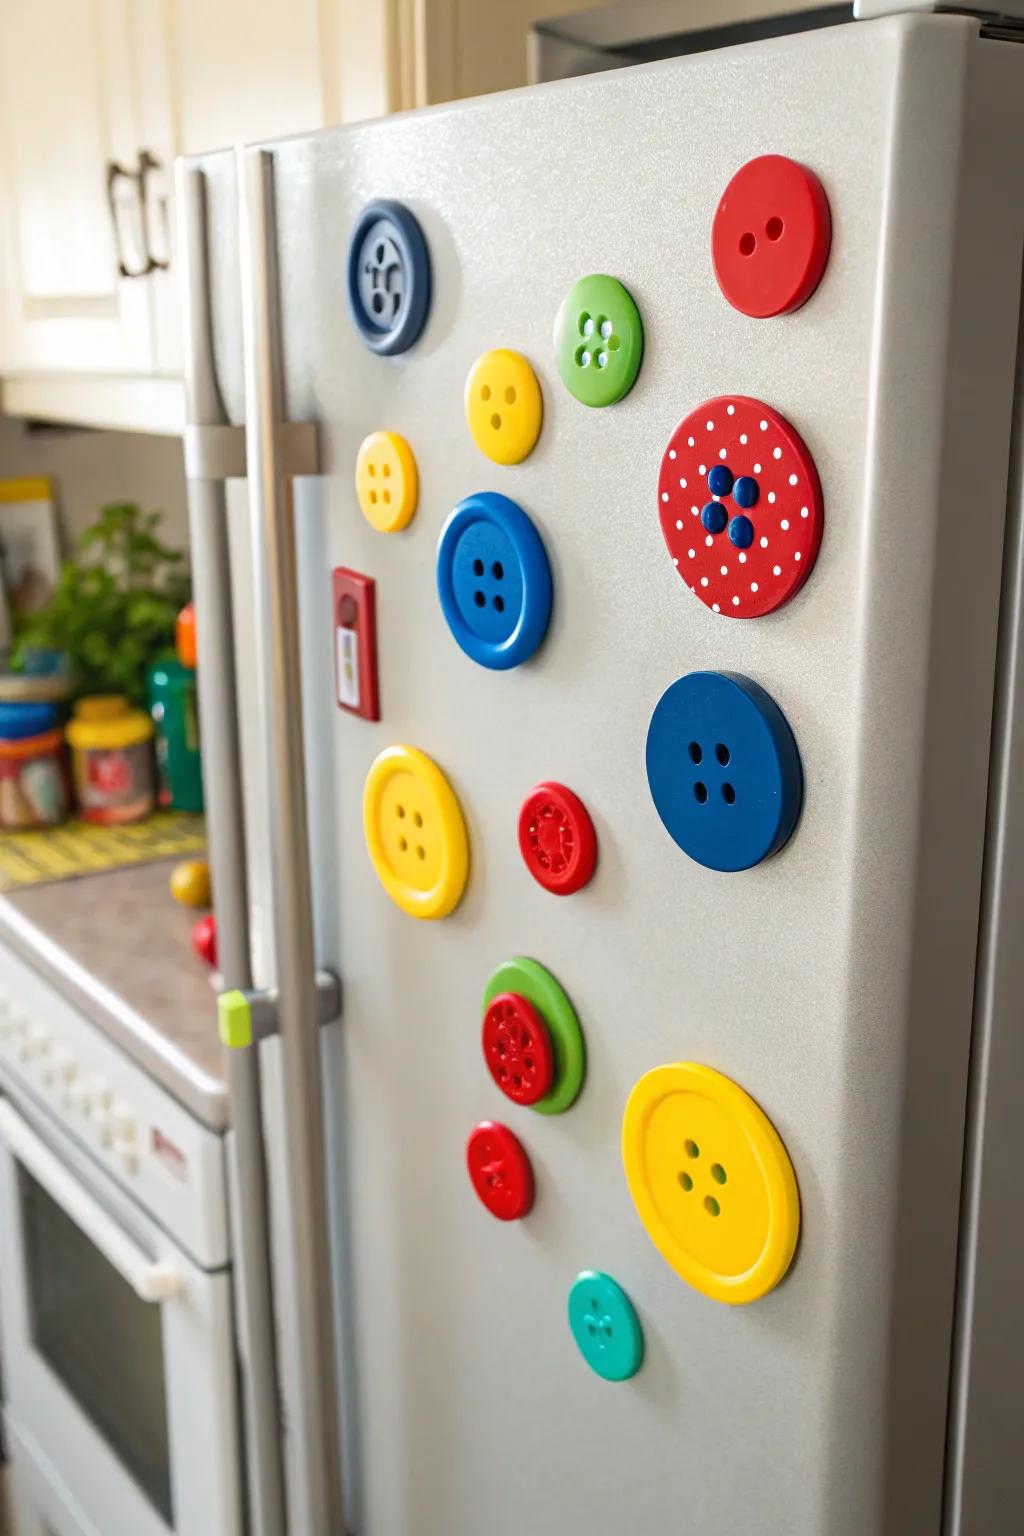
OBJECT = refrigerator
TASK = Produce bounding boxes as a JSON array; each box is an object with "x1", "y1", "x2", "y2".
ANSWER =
[{"x1": 178, "y1": 6, "x2": 1024, "y2": 1534}]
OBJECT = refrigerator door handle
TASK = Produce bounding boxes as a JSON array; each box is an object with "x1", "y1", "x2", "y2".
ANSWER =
[
  {"x1": 176, "y1": 161, "x2": 287, "y2": 1536},
  {"x1": 237, "y1": 144, "x2": 345, "y2": 1536}
]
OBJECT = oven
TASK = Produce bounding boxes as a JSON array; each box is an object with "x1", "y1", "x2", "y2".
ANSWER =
[{"x1": 0, "y1": 948, "x2": 241, "y2": 1536}]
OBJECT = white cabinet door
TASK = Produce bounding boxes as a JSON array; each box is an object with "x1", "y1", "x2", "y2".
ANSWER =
[{"x1": 0, "y1": 0, "x2": 155, "y2": 374}]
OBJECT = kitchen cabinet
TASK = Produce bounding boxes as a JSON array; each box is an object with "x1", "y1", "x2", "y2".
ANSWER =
[
  {"x1": 0, "y1": 0, "x2": 591, "y2": 431},
  {"x1": 0, "y1": 0, "x2": 155, "y2": 377}
]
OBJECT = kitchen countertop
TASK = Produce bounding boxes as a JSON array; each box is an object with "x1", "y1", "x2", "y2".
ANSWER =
[{"x1": 0, "y1": 859, "x2": 228, "y2": 1130}]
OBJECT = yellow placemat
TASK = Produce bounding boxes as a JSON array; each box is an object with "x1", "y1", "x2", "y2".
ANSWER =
[{"x1": 0, "y1": 813, "x2": 206, "y2": 893}]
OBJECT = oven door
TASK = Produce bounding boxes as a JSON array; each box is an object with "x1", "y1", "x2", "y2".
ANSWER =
[{"x1": 0, "y1": 1095, "x2": 241, "y2": 1536}]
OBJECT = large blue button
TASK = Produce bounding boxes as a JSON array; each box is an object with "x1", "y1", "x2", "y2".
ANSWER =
[
  {"x1": 567, "y1": 1270, "x2": 644, "y2": 1382},
  {"x1": 646, "y1": 672, "x2": 802, "y2": 872},
  {"x1": 346, "y1": 200, "x2": 431, "y2": 355},
  {"x1": 436, "y1": 493, "x2": 552, "y2": 670}
]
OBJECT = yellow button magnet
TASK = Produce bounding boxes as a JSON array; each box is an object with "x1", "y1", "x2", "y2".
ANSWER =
[
  {"x1": 622, "y1": 1062, "x2": 799, "y2": 1305},
  {"x1": 355, "y1": 430, "x2": 418, "y2": 532},
  {"x1": 465, "y1": 349, "x2": 543, "y2": 465},
  {"x1": 363, "y1": 745, "x2": 469, "y2": 919}
]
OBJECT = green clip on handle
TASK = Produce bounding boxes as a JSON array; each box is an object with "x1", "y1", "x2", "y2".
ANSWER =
[{"x1": 218, "y1": 990, "x2": 254, "y2": 1050}]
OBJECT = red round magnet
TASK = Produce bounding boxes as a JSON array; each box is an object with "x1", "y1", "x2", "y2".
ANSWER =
[
  {"x1": 518, "y1": 782, "x2": 597, "y2": 895},
  {"x1": 658, "y1": 395, "x2": 823, "y2": 619},
  {"x1": 482, "y1": 992, "x2": 554, "y2": 1106},
  {"x1": 466, "y1": 1121, "x2": 534, "y2": 1221},
  {"x1": 712, "y1": 155, "x2": 831, "y2": 318}
]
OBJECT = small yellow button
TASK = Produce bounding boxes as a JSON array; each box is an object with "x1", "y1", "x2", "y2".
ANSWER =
[
  {"x1": 363, "y1": 744, "x2": 469, "y2": 919},
  {"x1": 355, "y1": 431, "x2": 418, "y2": 532},
  {"x1": 622, "y1": 1062, "x2": 799, "y2": 1305},
  {"x1": 465, "y1": 349, "x2": 543, "y2": 465}
]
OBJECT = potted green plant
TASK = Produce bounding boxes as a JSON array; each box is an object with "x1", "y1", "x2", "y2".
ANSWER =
[{"x1": 12, "y1": 502, "x2": 191, "y2": 703}]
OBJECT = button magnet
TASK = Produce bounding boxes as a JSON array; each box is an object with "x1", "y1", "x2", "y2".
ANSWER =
[
  {"x1": 363, "y1": 744, "x2": 469, "y2": 918},
  {"x1": 436, "y1": 492, "x2": 552, "y2": 670},
  {"x1": 355, "y1": 431, "x2": 418, "y2": 532},
  {"x1": 658, "y1": 395, "x2": 823, "y2": 618},
  {"x1": 467, "y1": 1120, "x2": 534, "y2": 1221},
  {"x1": 567, "y1": 1270, "x2": 644, "y2": 1381},
  {"x1": 483, "y1": 957, "x2": 585, "y2": 1115},
  {"x1": 465, "y1": 349, "x2": 543, "y2": 464},
  {"x1": 553, "y1": 274, "x2": 643, "y2": 407},
  {"x1": 622, "y1": 1062, "x2": 800, "y2": 1305},
  {"x1": 346, "y1": 200, "x2": 431, "y2": 354},
  {"x1": 712, "y1": 154, "x2": 831, "y2": 318},
  {"x1": 518, "y1": 782, "x2": 597, "y2": 896}
]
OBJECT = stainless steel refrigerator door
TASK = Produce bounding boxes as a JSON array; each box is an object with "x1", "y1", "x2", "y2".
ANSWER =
[{"x1": 210, "y1": 13, "x2": 1024, "y2": 1535}]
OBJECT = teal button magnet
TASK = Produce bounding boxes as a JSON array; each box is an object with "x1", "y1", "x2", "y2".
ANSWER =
[{"x1": 568, "y1": 1269, "x2": 644, "y2": 1381}]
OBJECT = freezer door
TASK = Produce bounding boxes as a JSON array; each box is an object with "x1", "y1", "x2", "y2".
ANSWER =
[{"x1": 226, "y1": 13, "x2": 1024, "y2": 1536}]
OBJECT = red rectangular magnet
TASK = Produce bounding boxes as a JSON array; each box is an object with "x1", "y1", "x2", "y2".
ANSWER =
[{"x1": 332, "y1": 567, "x2": 379, "y2": 721}]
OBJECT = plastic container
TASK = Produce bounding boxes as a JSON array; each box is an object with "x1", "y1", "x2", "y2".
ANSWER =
[
  {"x1": 66, "y1": 695, "x2": 155, "y2": 825},
  {"x1": 0, "y1": 701, "x2": 68, "y2": 830},
  {"x1": 147, "y1": 658, "x2": 204, "y2": 813}
]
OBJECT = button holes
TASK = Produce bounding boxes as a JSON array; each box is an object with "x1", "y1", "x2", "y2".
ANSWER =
[
  {"x1": 739, "y1": 231, "x2": 756, "y2": 256},
  {"x1": 504, "y1": 385, "x2": 516, "y2": 405},
  {"x1": 765, "y1": 216, "x2": 784, "y2": 241},
  {"x1": 371, "y1": 291, "x2": 385, "y2": 315},
  {"x1": 369, "y1": 490, "x2": 378, "y2": 505},
  {"x1": 382, "y1": 490, "x2": 391, "y2": 504},
  {"x1": 415, "y1": 845, "x2": 425, "y2": 860},
  {"x1": 413, "y1": 811, "x2": 423, "y2": 828},
  {"x1": 685, "y1": 1140, "x2": 700, "y2": 1158},
  {"x1": 493, "y1": 595, "x2": 505, "y2": 613},
  {"x1": 688, "y1": 741, "x2": 702, "y2": 764},
  {"x1": 512, "y1": 1074, "x2": 523, "y2": 1089},
  {"x1": 481, "y1": 384, "x2": 491, "y2": 401},
  {"x1": 396, "y1": 804, "x2": 406, "y2": 819},
  {"x1": 473, "y1": 591, "x2": 485, "y2": 607},
  {"x1": 587, "y1": 1321, "x2": 597, "y2": 1336},
  {"x1": 381, "y1": 463, "x2": 391, "y2": 478},
  {"x1": 367, "y1": 463, "x2": 376, "y2": 477},
  {"x1": 722, "y1": 783, "x2": 736, "y2": 806},
  {"x1": 472, "y1": 558, "x2": 484, "y2": 576},
  {"x1": 678, "y1": 1171, "x2": 693, "y2": 1192},
  {"x1": 693, "y1": 782, "x2": 708, "y2": 805},
  {"x1": 492, "y1": 561, "x2": 504, "y2": 580},
  {"x1": 398, "y1": 837, "x2": 408, "y2": 852},
  {"x1": 490, "y1": 413, "x2": 502, "y2": 430},
  {"x1": 577, "y1": 348, "x2": 592, "y2": 367},
  {"x1": 375, "y1": 242, "x2": 386, "y2": 263},
  {"x1": 598, "y1": 317, "x2": 612, "y2": 339},
  {"x1": 595, "y1": 352, "x2": 608, "y2": 368},
  {"x1": 711, "y1": 1163, "x2": 727, "y2": 1185},
  {"x1": 579, "y1": 312, "x2": 594, "y2": 336},
  {"x1": 704, "y1": 1196, "x2": 721, "y2": 1217},
  {"x1": 715, "y1": 743, "x2": 730, "y2": 766}
]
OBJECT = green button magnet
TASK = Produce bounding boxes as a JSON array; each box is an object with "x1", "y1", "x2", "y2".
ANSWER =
[
  {"x1": 482, "y1": 956, "x2": 585, "y2": 1115},
  {"x1": 553, "y1": 274, "x2": 644, "y2": 408}
]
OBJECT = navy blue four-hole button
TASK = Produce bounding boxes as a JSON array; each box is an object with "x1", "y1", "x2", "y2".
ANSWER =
[{"x1": 646, "y1": 672, "x2": 803, "y2": 872}]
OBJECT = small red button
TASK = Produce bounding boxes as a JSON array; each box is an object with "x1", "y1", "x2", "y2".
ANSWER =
[
  {"x1": 518, "y1": 782, "x2": 597, "y2": 895},
  {"x1": 482, "y1": 993, "x2": 554, "y2": 1106},
  {"x1": 712, "y1": 155, "x2": 831, "y2": 319},
  {"x1": 466, "y1": 1121, "x2": 534, "y2": 1221},
  {"x1": 658, "y1": 395, "x2": 823, "y2": 619}
]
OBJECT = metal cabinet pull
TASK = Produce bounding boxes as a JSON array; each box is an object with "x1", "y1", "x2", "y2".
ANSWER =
[
  {"x1": 139, "y1": 149, "x2": 170, "y2": 272},
  {"x1": 106, "y1": 151, "x2": 170, "y2": 279}
]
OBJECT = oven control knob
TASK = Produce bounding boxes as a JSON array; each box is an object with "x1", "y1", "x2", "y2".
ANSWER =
[
  {"x1": 111, "y1": 1101, "x2": 136, "y2": 1142},
  {"x1": 114, "y1": 1137, "x2": 139, "y2": 1176}
]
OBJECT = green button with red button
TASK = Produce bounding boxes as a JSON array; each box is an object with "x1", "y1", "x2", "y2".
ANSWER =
[{"x1": 553, "y1": 274, "x2": 644, "y2": 408}]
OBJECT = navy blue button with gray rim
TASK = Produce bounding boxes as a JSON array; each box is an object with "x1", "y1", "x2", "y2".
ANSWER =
[
  {"x1": 346, "y1": 200, "x2": 431, "y2": 355},
  {"x1": 436, "y1": 492, "x2": 552, "y2": 670},
  {"x1": 646, "y1": 672, "x2": 802, "y2": 872}
]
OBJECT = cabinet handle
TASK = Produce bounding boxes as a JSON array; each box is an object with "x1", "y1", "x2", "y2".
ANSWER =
[
  {"x1": 106, "y1": 151, "x2": 170, "y2": 278},
  {"x1": 106, "y1": 158, "x2": 149, "y2": 278},
  {"x1": 138, "y1": 148, "x2": 170, "y2": 272}
]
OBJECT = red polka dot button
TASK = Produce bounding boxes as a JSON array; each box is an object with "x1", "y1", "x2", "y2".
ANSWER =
[
  {"x1": 518, "y1": 781, "x2": 597, "y2": 895},
  {"x1": 658, "y1": 396, "x2": 823, "y2": 619},
  {"x1": 482, "y1": 992, "x2": 554, "y2": 1106},
  {"x1": 712, "y1": 155, "x2": 831, "y2": 318},
  {"x1": 466, "y1": 1121, "x2": 534, "y2": 1221}
]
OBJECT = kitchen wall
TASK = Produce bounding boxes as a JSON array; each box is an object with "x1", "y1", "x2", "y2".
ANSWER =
[{"x1": 0, "y1": 416, "x2": 189, "y2": 554}]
